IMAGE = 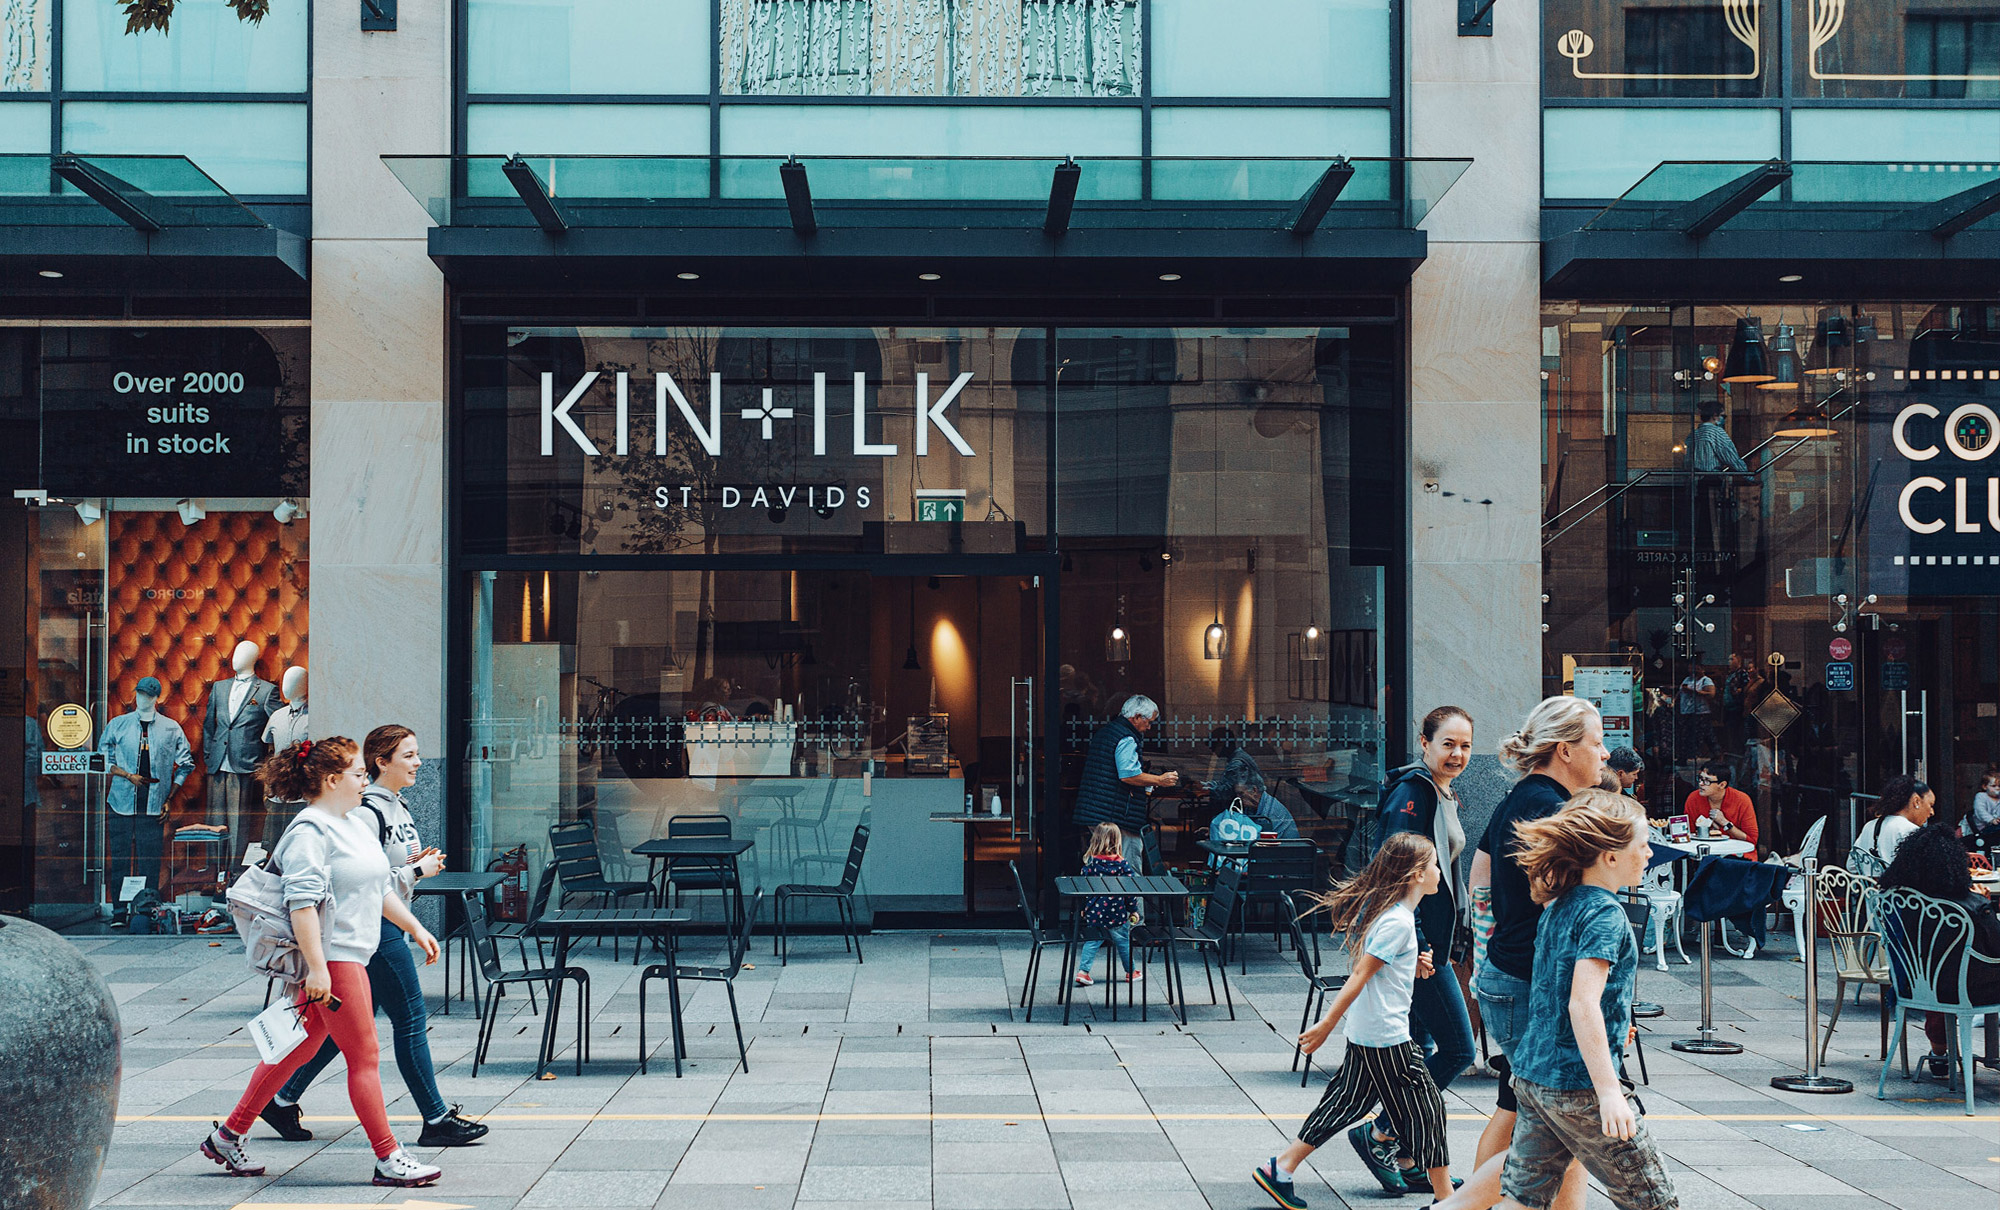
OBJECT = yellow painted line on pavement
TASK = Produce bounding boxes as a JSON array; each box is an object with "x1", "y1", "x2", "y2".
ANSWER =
[{"x1": 119, "y1": 1111, "x2": 2000, "y2": 1124}]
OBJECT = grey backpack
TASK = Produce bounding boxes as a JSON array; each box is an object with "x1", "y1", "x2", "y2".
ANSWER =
[{"x1": 225, "y1": 816, "x2": 326, "y2": 985}]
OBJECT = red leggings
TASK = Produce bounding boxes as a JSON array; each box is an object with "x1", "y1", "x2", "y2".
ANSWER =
[{"x1": 226, "y1": 961, "x2": 397, "y2": 1158}]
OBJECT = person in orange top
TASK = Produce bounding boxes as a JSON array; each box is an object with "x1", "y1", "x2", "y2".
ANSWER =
[{"x1": 1683, "y1": 762, "x2": 1758, "y2": 849}]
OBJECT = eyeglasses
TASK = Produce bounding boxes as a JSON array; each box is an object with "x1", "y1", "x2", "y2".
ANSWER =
[{"x1": 1697, "y1": 775, "x2": 1720, "y2": 786}]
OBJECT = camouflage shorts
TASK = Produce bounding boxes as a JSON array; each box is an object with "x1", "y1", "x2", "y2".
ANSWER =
[{"x1": 1501, "y1": 1078, "x2": 1678, "y2": 1210}]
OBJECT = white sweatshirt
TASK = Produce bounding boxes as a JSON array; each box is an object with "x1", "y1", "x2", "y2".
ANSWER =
[
  {"x1": 274, "y1": 805, "x2": 393, "y2": 965},
  {"x1": 360, "y1": 784, "x2": 427, "y2": 901}
]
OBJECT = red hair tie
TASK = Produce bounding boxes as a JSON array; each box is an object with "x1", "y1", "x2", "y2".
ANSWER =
[{"x1": 297, "y1": 739, "x2": 314, "y2": 758}]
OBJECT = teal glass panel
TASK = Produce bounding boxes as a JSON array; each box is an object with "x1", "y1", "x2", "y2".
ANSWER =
[
  {"x1": 1791, "y1": 108, "x2": 2000, "y2": 163},
  {"x1": 719, "y1": 101, "x2": 1139, "y2": 155},
  {"x1": 1153, "y1": 0, "x2": 1389, "y2": 98},
  {"x1": 468, "y1": 0, "x2": 709, "y2": 94},
  {"x1": 61, "y1": 0, "x2": 306, "y2": 91},
  {"x1": 467, "y1": 104, "x2": 711, "y2": 155},
  {"x1": 0, "y1": 101, "x2": 48, "y2": 153},
  {"x1": 1151, "y1": 107, "x2": 1389, "y2": 199},
  {"x1": 61, "y1": 102, "x2": 307, "y2": 194},
  {"x1": 1542, "y1": 107, "x2": 1779, "y2": 198}
]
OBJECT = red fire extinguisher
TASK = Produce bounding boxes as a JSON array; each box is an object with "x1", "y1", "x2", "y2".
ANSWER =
[{"x1": 487, "y1": 845, "x2": 530, "y2": 922}]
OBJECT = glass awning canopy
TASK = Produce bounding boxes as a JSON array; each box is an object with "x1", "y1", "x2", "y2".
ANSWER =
[
  {"x1": 1584, "y1": 160, "x2": 2000, "y2": 236},
  {"x1": 382, "y1": 153, "x2": 1472, "y2": 235},
  {"x1": 0, "y1": 154, "x2": 270, "y2": 229}
]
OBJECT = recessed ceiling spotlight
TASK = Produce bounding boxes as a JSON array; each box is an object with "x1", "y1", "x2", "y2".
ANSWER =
[
  {"x1": 38, "y1": 269, "x2": 62, "y2": 279},
  {"x1": 918, "y1": 272, "x2": 942, "y2": 281},
  {"x1": 1778, "y1": 274, "x2": 1803, "y2": 283},
  {"x1": 676, "y1": 271, "x2": 700, "y2": 280},
  {"x1": 1158, "y1": 273, "x2": 1182, "y2": 282}
]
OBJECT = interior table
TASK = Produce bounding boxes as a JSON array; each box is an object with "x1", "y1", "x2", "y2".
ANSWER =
[
  {"x1": 633, "y1": 836, "x2": 754, "y2": 926},
  {"x1": 1053, "y1": 873, "x2": 1191, "y2": 1026},
  {"x1": 534, "y1": 906, "x2": 692, "y2": 1078},
  {"x1": 411, "y1": 870, "x2": 508, "y2": 1014}
]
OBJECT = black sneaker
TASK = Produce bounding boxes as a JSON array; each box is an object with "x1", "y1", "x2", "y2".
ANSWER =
[
  {"x1": 1401, "y1": 1170, "x2": 1464, "y2": 1195},
  {"x1": 1348, "y1": 1124, "x2": 1406, "y2": 1195},
  {"x1": 417, "y1": 1107, "x2": 490, "y2": 1147},
  {"x1": 1253, "y1": 1156, "x2": 1307, "y2": 1210},
  {"x1": 258, "y1": 1100, "x2": 312, "y2": 1142},
  {"x1": 1922, "y1": 1051, "x2": 1949, "y2": 1079}
]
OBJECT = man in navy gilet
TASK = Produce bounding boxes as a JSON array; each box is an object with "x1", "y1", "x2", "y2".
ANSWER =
[{"x1": 1073, "y1": 694, "x2": 1178, "y2": 873}]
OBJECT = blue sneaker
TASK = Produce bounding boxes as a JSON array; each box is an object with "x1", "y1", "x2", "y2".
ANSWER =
[
  {"x1": 1348, "y1": 1124, "x2": 1406, "y2": 1195},
  {"x1": 1254, "y1": 1157, "x2": 1307, "y2": 1210}
]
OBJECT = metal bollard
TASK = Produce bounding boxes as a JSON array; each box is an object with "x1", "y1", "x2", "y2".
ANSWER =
[
  {"x1": 1771, "y1": 857, "x2": 1854, "y2": 1093},
  {"x1": 1673, "y1": 918, "x2": 1745, "y2": 1055}
]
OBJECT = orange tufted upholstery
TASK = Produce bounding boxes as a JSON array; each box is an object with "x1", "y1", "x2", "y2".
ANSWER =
[{"x1": 107, "y1": 511, "x2": 309, "y2": 825}]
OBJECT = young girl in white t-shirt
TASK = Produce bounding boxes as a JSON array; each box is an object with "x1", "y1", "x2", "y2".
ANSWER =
[{"x1": 1253, "y1": 831, "x2": 1454, "y2": 1210}]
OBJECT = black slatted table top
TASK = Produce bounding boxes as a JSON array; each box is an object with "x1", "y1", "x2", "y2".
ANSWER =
[{"x1": 1054, "y1": 874, "x2": 1190, "y2": 898}]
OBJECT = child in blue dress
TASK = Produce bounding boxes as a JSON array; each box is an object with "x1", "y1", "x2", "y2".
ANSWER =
[{"x1": 1074, "y1": 822, "x2": 1142, "y2": 986}]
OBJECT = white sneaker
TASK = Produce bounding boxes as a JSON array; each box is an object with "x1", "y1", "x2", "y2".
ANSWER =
[
  {"x1": 200, "y1": 1121, "x2": 265, "y2": 1176},
  {"x1": 372, "y1": 1147, "x2": 442, "y2": 1187}
]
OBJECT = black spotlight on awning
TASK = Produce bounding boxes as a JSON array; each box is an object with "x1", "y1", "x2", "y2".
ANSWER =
[{"x1": 1722, "y1": 318, "x2": 1773, "y2": 384}]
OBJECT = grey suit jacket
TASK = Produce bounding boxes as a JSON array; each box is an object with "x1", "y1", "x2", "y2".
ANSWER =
[{"x1": 202, "y1": 675, "x2": 280, "y2": 775}]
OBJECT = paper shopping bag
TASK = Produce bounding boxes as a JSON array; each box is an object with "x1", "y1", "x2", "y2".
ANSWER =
[{"x1": 247, "y1": 996, "x2": 311, "y2": 1066}]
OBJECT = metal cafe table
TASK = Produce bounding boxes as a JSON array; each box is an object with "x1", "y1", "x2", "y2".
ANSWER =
[
  {"x1": 632, "y1": 835, "x2": 755, "y2": 925},
  {"x1": 411, "y1": 869, "x2": 508, "y2": 1014},
  {"x1": 1054, "y1": 873, "x2": 1192, "y2": 1026},
  {"x1": 533, "y1": 906, "x2": 692, "y2": 1079}
]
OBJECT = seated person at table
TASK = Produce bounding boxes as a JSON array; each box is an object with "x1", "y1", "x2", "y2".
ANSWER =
[
  {"x1": 1850, "y1": 775, "x2": 1933, "y2": 874},
  {"x1": 1878, "y1": 823, "x2": 2000, "y2": 1078},
  {"x1": 1228, "y1": 756, "x2": 1301, "y2": 841},
  {"x1": 1682, "y1": 762, "x2": 1757, "y2": 849}
]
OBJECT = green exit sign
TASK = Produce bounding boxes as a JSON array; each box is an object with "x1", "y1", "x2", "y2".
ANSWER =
[{"x1": 914, "y1": 491, "x2": 966, "y2": 522}]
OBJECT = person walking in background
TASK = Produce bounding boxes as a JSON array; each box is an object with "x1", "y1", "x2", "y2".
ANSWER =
[
  {"x1": 1675, "y1": 666, "x2": 1718, "y2": 760},
  {"x1": 1073, "y1": 694, "x2": 1177, "y2": 873},
  {"x1": 1355, "y1": 706, "x2": 1477, "y2": 1194},
  {"x1": 201, "y1": 738, "x2": 444, "y2": 1187},
  {"x1": 1250, "y1": 832, "x2": 1455, "y2": 1209},
  {"x1": 1072, "y1": 823, "x2": 1141, "y2": 987},
  {"x1": 1463, "y1": 696, "x2": 1608, "y2": 1210},
  {"x1": 258, "y1": 725, "x2": 489, "y2": 1148}
]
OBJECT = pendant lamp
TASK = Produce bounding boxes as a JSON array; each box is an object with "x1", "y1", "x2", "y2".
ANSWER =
[
  {"x1": 1106, "y1": 623, "x2": 1131, "y2": 663},
  {"x1": 1805, "y1": 312, "x2": 1848, "y2": 377},
  {"x1": 1203, "y1": 619, "x2": 1229, "y2": 660},
  {"x1": 1721, "y1": 318, "x2": 1773, "y2": 383},
  {"x1": 1758, "y1": 324, "x2": 1801, "y2": 391},
  {"x1": 1301, "y1": 623, "x2": 1326, "y2": 662}
]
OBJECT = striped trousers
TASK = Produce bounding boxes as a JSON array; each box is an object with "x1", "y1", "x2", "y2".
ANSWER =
[{"x1": 1296, "y1": 1039, "x2": 1449, "y2": 1170}]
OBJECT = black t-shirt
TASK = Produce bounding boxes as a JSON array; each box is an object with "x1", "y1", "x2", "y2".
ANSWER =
[
  {"x1": 1477, "y1": 772, "x2": 1573, "y2": 981},
  {"x1": 137, "y1": 720, "x2": 152, "y2": 782}
]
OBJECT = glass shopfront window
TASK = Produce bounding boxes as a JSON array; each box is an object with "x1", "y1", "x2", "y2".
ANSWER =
[
  {"x1": 1541, "y1": 302, "x2": 2000, "y2": 860},
  {"x1": 1544, "y1": 0, "x2": 1775, "y2": 98},
  {"x1": 0, "y1": 326, "x2": 310, "y2": 927},
  {"x1": 459, "y1": 323, "x2": 1397, "y2": 922}
]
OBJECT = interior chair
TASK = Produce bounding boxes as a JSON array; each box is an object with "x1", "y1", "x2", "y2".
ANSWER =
[
  {"x1": 1280, "y1": 890, "x2": 1344, "y2": 1084},
  {"x1": 1867, "y1": 884, "x2": 2000, "y2": 1115},
  {"x1": 775, "y1": 823, "x2": 869, "y2": 965},
  {"x1": 1637, "y1": 840, "x2": 1690, "y2": 972},
  {"x1": 1816, "y1": 865, "x2": 1893, "y2": 1064},
  {"x1": 1776, "y1": 814, "x2": 1830, "y2": 958},
  {"x1": 1010, "y1": 859, "x2": 1069, "y2": 1022},
  {"x1": 549, "y1": 820, "x2": 652, "y2": 960},
  {"x1": 640, "y1": 888, "x2": 761, "y2": 1077},
  {"x1": 766, "y1": 780, "x2": 837, "y2": 882},
  {"x1": 663, "y1": 813, "x2": 737, "y2": 922},
  {"x1": 464, "y1": 894, "x2": 589, "y2": 1078}
]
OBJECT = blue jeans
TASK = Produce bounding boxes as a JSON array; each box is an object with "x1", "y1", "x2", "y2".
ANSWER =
[
  {"x1": 1077, "y1": 922, "x2": 1132, "y2": 975},
  {"x1": 1376, "y1": 962, "x2": 1476, "y2": 1141},
  {"x1": 1474, "y1": 962, "x2": 1532, "y2": 1114},
  {"x1": 276, "y1": 917, "x2": 449, "y2": 1123}
]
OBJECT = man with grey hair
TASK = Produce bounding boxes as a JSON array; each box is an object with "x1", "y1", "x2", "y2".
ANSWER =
[
  {"x1": 1073, "y1": 694, "x2": 1178, "y2": 873},
  {"x1": 1606, "y1": 746, "x2": 1644, "y2": 796}
]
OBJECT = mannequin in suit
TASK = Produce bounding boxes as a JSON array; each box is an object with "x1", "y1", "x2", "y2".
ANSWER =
[
  {"x1": 259, "y1": 666, "x2": 309, "y2": 846},
  {"x1": 202, "y1": 639, "x2": 280, "y2": 859},
  {"x1": 100, "y1": 675, "x2": 193, "y2": 916}
]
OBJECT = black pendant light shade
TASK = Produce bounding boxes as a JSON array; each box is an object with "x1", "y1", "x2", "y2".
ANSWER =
[
  {"x1": 1759, "y1": 324, "x2": 1800, "y2": 391},
  {"x1": 1805, "y1": 312, "x2": 1848, "y2": 377},
  {"x1": 1722, "y1": 318, "x2": 1773, "y2": 383}
]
